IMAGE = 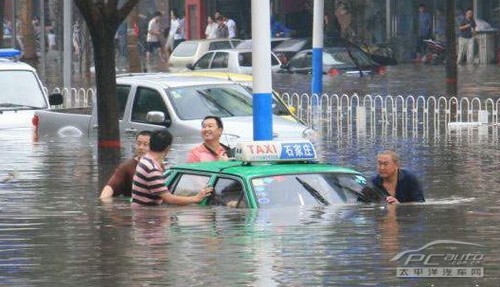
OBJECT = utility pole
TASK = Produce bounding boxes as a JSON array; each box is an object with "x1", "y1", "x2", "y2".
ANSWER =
[{"x1": 445, "y1": 0, "x2": 457, "y2": 98}]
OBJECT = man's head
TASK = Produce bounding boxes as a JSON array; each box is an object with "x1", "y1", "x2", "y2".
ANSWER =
[
  {"x1": 465, "y1": 8, "x2": 473, "y2": 19},
  {"x1": 135, "y1": 130, "x2": 152, "y2": 157},
  {"x1": 216, "y1": 16, "x2": 225, "y2": 25},
  {"x1": 149, "y1": 130, "x2": 173, "y2": 153},
  {"x1": 418, "y1": 4, "x2": 426, "y2": 13},
  {"x1": 376, "y1": 150, "x2": 400, "y2": 179},
  {"x1": 201, "y1": 116, "x2": 223, "y2": 143},
  {"x1": 153, "y1": 11, "x2": 162, "y2": 20}
]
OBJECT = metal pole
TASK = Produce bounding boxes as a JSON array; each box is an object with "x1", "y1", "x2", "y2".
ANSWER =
[
  {"x1": 39, "y1": 0, "x2": 46, "y2": 80},
  {"x1": 63, "y1": 0, "x2": 72, "y2": 90},
  {"x1": 311, "y1": 0, "x2": 323, "y2": 130},
  {"x1": 251, "y1": 0, "x2": 273, "y2": 141}
]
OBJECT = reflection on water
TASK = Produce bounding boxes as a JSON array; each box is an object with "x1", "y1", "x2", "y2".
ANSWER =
[{"x1": 1, "y1": 88, "x2": 500, "y2": 285}]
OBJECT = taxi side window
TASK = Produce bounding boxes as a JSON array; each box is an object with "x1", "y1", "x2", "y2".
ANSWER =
[
  {"x1": 171, "y1": 173, "x2": 210, "y2": 196},
  {"x1": 212, "y1": 177, "x2": 246, "y2": 208}
]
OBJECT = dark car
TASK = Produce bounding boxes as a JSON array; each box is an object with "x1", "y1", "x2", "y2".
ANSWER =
[
  {"x1": 278, "y1": 42, "x2": 386, "y2": 77},
  {"x1": 272, "y1": 37, "x2": 314, "y2": 64}
]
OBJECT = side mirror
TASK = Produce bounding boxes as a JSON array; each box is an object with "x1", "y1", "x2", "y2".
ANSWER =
[
  {"x1": 146, "y1": 111, "x2": 171, "y2": 127},
  {"x1": 48, "y1": 93, "x2": 64, "y2": 106},
  {"x1": 186, "y1": 63, "x2": 194, "y2": 70}
]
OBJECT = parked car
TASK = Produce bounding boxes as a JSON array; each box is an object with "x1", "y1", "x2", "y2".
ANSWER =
[
  {"x1": 185, "y1": 48, "x2": 282, "y2": 75},
  {"x1": 165, "y1": 140, "x2": 385, "y2": 208},
  {"x1": 272, "y1": 37, "x2": 340, "y2": 64},
  {"x1": 175, "y1": 71, "x2": 302, "y2": 123},
  {"x1": 236, "y1": 38, "x2": 290, "y2": 49},
  {"x1": 278, "y1": 43, "x2": 386, "y2": 77},
  {"x1": 33, "y1": 73, "x2": 315, "y2": 144},
  {"x1": 0, "y1": 49, "x2": 62, "y2": 131},
  {"x1": 168, "y1": 39, "x2": 241, "y2": 71}
]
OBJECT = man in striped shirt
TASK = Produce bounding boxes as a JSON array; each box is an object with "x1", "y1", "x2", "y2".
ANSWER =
[{"x1": 132, "y1": 130, "x2": 212, "y2": 206}]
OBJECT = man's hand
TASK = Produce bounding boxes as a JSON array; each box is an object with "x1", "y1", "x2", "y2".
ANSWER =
[
  {"x1": 386, "y1": 196, "x2": 400, "y2": 204},
  {"x1": 194, "y1": 186, "x2": 213, "y2": 202}
]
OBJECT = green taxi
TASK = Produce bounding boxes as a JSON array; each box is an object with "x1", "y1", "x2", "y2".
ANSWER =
[{"x1": 165, "y1": 140, "x2": 384, "y2": 208}]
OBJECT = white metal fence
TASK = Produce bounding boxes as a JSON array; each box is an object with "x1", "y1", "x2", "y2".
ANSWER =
[
  {"x1": 280, "y1": 93, "x2": 500, "y2": 127},
  {"x1": 45, "y1": 87, "x2": 95, "y2": 108}
]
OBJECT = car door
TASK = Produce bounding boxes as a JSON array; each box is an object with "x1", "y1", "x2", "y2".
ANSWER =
[
  {"x1": 209, "y1": 51, "x2": 229, "y2": 72},
  {"x1": 192, "y1": 52, "x2": 215, "y2": 70},
  {"x1": 125, "y1": 86, "x2": 173, "y2": 136}
]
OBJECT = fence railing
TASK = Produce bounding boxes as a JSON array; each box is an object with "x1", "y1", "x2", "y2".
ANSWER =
[
  {"x1": 45, "y1": 87, "x2": 95, "y2": 108},
  {"x1": 280, "y1": 93, "x2": 500, "y2": 127}
]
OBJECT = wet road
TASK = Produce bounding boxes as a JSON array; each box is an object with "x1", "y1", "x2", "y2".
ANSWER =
[{"x1": 1, "y1": 63, "x2": 500, "y2": 286}]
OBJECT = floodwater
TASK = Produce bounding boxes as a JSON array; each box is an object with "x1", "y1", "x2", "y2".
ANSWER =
[{"x1": 1, "y1": 64, "x2": 500, "y2": 286}]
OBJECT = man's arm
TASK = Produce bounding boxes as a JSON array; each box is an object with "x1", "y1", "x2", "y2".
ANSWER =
[
  {"x1": 408, "y1": 173, "x2": 425, "y2": 202},
  {"x1": 100, "y1": 185, "x2": 114, "y2": 199},
  {"x1": 161, "y1": 186, "x2": 213, "y2": 205}
]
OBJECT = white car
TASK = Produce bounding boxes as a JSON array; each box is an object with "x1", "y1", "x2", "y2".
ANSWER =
[
  {"x1": 168, "y1": 39, "x2": 241, "y2": 71},
  {"x1": 186, "y1": 48, "x2": 282, "y2": 75},
  {"x1": 0, "y1": 49, "x2": 62, "y2": 131}
]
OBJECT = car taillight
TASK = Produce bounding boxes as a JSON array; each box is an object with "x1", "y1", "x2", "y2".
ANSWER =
[
  {"x1": 32, "y1": 115, "x2": 39, "y2": 127},
  {"x1": 376, "y1": 66, "x2": 386, "y2": 75},
  {"x1": 327, "y1": 68, "x2": 341, "y2": 77}
]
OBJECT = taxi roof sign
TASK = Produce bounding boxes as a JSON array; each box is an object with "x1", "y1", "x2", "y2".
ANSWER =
[
  {"x1": 0, "y1": 48, "x2": 21, "y2": 58},
  {"x1": 234, "y1": 140, "x2": 317, "y2": 162}
]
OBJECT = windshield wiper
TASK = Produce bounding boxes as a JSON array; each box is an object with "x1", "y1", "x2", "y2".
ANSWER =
[
  {"x1": 196, "y1": 89, "x2": 234, "y2": 116},
  {"x1": 295, "y1": 177, "x2": 329, "y2": 205}
]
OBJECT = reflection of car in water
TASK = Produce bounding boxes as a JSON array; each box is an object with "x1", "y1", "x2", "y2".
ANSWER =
[{"x1": 165, "y1": 140, "x2": 386, "y2": 208}]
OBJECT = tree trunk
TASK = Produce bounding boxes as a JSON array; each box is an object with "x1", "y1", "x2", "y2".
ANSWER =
[
  {"x1": 445, "y1": 0, "x2": 457, "y2": 120},
  {"x1": 128, "y1": 7, "x2": 141, "y2": 73},
  {"x1": 19, "y1": 0, "x2": 38, "y2": 67},
  {"x1": 0, "y1": 0, "x2": 5, "y2": 47}
]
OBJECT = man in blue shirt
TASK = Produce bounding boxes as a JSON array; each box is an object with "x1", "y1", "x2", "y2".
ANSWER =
[
  {"x1": 416, "y1": 4, "x2": 432, "y2": 62},
  {"x1": 372, "y1": 150, "x2": 425, "y2": 204}
]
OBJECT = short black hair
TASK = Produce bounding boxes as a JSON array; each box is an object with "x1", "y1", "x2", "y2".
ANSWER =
[
  {"x1": 202, "y1": 115, "x2": 224, "y2": 129},
  {"x1": 136, "y1": 130, "x2": 152, "y2": 139},
  {"x1": 149, "y1": 130, "x2": 173, "y2": 152},
  {"x1": 153, "y1": 11, "x2": 162, "y2": 17}
]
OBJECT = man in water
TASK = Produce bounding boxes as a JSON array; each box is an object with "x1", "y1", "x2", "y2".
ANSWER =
[
  {"x1": 372, "y1": 150, "x2": 425, "y2": 204},
  {"x1": 187, "y1": 116, "x2": 230, "y2": 163},
  {"x1": 100, "y1": 130, "x2": 152, "y2": 200},
  {"x1": 132, "y1": 130, "x2": 212, "y2": 206}
]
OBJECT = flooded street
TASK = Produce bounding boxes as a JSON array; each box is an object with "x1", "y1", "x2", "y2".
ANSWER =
[{"x1": 1, "y1": 63, "x2": 500, "y2": 286}]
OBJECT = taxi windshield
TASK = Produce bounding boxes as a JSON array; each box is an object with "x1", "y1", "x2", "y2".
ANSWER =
[
  {"x1": 251, "y1": 172, "x2": 369, "y2": 208},
  {"x1": 167, "y1": 84, "x2": 253, "y2": 120}
]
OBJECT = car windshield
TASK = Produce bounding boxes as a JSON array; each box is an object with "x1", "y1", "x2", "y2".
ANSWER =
[
  {"x1": 166, "y1": 84, "x2": 253, "y2": 120},
  {"x1": 0, "y1": 70, "x2": 47, "y2": 109},
  {"x1": 273, "y1": 39, "x2": 308, "y2": 51},
  {"x1": 324, "y1": 47, "x2": 373, "y2": 68},
  {"x1": 252, "y1": 172, "x2": 370, "y2": 208},
  {"x1": 172, "y1": 42, "x2": 199, "y2": 57}
]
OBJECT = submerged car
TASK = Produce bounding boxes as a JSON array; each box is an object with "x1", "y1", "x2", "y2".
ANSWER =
[
  {"x1": 165, "y1": 140, "x2": 385, "y2": 208},
  {"x1": 186, "y1": 48, "x2": 282, "y2": 75},
  {"x1": 278, "y1": 44, "x2": 386, "y2": 77}
]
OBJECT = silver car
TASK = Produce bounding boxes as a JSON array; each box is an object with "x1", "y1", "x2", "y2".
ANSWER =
[{"x1": 186, "y1": 48, "x2": 282, "y2": 75}]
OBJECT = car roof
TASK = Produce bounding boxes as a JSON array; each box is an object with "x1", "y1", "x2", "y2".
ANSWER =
[
  {"x1": 115, "y1": 72, "x2": 237, "y2": 88},
  {"x1": 0, "y1": 60, "x2": 37, "y2": 72},
  {"x1": 170, "y1": 160, "x2": 360, "y2": 179},
  {"x1": 175, "y1": 71, "x2": 253, "y2": 82}
]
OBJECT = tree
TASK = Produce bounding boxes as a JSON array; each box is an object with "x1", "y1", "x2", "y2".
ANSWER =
[
  {"x1": 19, "y1": 0, "x2": 38, "y2": 67},
  {"x1": 73, "y1": 0, "x2": 139, "y2": 148},
  {"x1": 0, "y1": 0, "x2": 5, "y2": 46}
]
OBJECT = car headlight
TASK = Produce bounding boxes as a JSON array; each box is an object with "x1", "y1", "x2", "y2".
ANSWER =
[{"x1": 302, "y1": 128, "x2": 318, "y2": 141}]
